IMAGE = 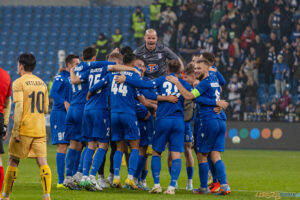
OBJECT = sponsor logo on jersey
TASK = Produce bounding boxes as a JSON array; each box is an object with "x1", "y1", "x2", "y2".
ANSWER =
[{"x1": 147, "y1": 64, "x2": 158, "y2": 72}]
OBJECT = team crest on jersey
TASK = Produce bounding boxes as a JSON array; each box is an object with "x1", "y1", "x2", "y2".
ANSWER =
[{"x1": 147, "y1": 64, "x2": 158, "y2": 72}]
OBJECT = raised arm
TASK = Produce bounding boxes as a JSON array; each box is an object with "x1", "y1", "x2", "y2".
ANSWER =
[
  {"x1": 115, "y1": 74, "x2": 156, "y2": 89},
  {"x1": 70, "y1": 67, "x2": 81, "y2": 84},
  {"x1": 166, "y1": 76, "x2": 195, "y2": 100}
]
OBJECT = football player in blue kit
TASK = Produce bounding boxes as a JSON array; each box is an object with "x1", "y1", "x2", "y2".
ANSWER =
[
  {"x1": 87, "y1": 53, "x2": 149, "y2": 190},
  {"x1": 200, "y1": 52, "x2": 227, "y2": 193},
  {"x1": 50, "y1": 54, "x2": 80, "y2": 188},
  {"x1": 115, "y1": 60, "x2": 193, "y2": 195},
  {"x1": 166, "y1": 59, "x2": 231, "y2": 195},
  {"x1": 80, "y1": 52, "x2": 141, "y2": 191}
]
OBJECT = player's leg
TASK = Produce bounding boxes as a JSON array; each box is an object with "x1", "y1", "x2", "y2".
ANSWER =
[
  {"x1": 111, "y1": 113, "x2": 124, "y2": 188},
  {"x1": 125, "y1": 139, "x2": 140, "y2": 190},
  {"x1": 193, "y1": 119, "x2": 219, "y2": 194},
  {"x1": 0, "y1": 122, "x2": 5, "y2": 195},
  {"x1": 184, "y1": 121, "x2": 194, "y2": 190},
  {"x1": 184, "y1": 142, "x2": 194, "y2": 190},
  {"x1": 2, "y1": 156, "x2": 19, "y2": 199},
  {"x1": 91, "y1": 142, "x2": 109, "y2": 189},
  {"x1": 3, "y1": 134, "x2": 34, "y2": 198},
  {"x1": 56, "y1": 144, "x2": 68, "y2": 188},
  {"x1": 149, "y1": 118, "x2": 169, "y2": 194},
  {"x1": 73, "y1": 145, "x2": 87, "y2": 183},
  {"x1": 164, "y1": 119, "x2": 185, "y2": 195},
  {"x1": 134, "y1": 146, "x2": 148, "y2": 190},
  {"x1": 36, "y1": 157, "x2": 51, "y2": 200},
  {"x1": 208, "y1": 154, "x2": 220, "y2": 192},
  {"x1": 150, "y1": 150, "x2": 162, "y2": 193},
  {"x1": 112, "y1": 140, "x2": 125, "y2": 188},
  {"x1": 211, "y1": 119, "x2": 230, "y2": 195},
  {"x1": 30, "y1": 136, "x2": 52, "y2": 200},
  {"x1": 79, "y1": 141, "x2": 97, "y2": 189},
  {"x1": 50, "y1": 110, "x2": 68, "y2": 188}
]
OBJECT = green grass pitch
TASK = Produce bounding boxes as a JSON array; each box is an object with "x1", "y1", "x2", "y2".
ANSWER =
[{"x1": 2, "y1": 145, "x2": 300, "y2": 200}]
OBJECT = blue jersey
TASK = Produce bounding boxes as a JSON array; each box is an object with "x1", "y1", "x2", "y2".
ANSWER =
[
  {"x1": 85, "y1": 65, "x2": 110, "y2": 110},
  {"x1": 125, "y1": 73, "x2": 193, "y2": 119},
  {"x1": 71, "y1": 62, "x2": 90, "y2": 105},
  {"x1": 50, "y1": 70, "x2": 71, "y2": 111},
  {"x1": 193, "y1": 75, "x2": 221, "y2": 120},
  {"x1": 90, "y1": 71, "x2": 141, "y2": 115},
  {"x1": 71, "y1": 61, "x2": 115, "y2": 105},
  {"x1": 209, "y1": 67, "x2": 227, "y2": 121}
]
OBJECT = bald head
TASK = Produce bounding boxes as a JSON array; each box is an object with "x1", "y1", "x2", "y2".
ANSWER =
[
  {"x1": 145, "y1": 29, "x2": 157, "y2": 36},
  {"x1": 144, "y1": 29, "x2": 158, "y2": 52}
]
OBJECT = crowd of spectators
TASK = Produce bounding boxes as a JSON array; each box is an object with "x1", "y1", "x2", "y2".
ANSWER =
[
  {"x1": 145, "y1": 0, "x2": 300, "y2": 122},
  {"x1": 93, "y1": 0, "x2": 300, "y2": 122}
]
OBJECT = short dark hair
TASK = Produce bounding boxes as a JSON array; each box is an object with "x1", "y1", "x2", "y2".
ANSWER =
[
  {"x1": 120, "y1": 46, "x2": 133, "y2": 56},
  {"x1": 108, "y1": 53, "x2": 123, "y2": 62},
  {"x1": 65, "y1": 54, "x2": 79, "y2": 66},
  {"x1": 18, "y1": 53, "x2": 36, "y2": 72},
  {"x1": 184, "y1": 63, "x2": 195, "y2": 75},
  {"x1": 167, "y1": 60, "x2": 181, "y2": 74},
  {"x1": 123, "y1": 53, "x2": 137, "y2": 65},
  {"x1": 201, "y1": 52, "x2": 215, "y2": 65},
  {"x1": 196, "y1": 59, "x2": 210, "y2": 66},
  {"x1": 82, "y1": 47, "x2": 97, "y2": 61}
]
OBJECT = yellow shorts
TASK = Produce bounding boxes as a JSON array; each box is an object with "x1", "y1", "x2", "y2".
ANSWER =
[{"x1": 8, "y1": 135, "x2": 47, "y2": 159}]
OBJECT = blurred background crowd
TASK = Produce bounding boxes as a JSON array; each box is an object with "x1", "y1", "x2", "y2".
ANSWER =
[{"x1": 95, "y1": 0, "x2": 300, "y2": 122}]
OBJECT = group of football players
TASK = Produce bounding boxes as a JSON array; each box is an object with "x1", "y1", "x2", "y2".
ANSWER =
[{"x1": 49, "y1": 29, "x2": 231, "y2": 196}]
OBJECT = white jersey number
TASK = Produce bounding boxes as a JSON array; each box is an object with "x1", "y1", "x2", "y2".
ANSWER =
[
  {"x1": 111, "y1": 78, "x2": 128, "y2": 96},
  {"x1": 163, "y1": 81, "x2": 180, "y2": 97}
]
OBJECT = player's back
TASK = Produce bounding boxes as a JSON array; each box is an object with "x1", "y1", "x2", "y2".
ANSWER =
[
  {"x1": 109, "y1": 71, "x2": 140, "y2": 115},
  {"x1": 85, "y1": 66, "x2": 109, "y2": 110},
  {"x1": 197, "y1": 75, "x2": 221, "y2": 120},
  {"x1": 13, "y1": 74, "x2": 48, "y2": 137},
  {"x1": 71, "y1": 62, "x2": 89, "y2": 105},
  {"x1": 155, "y1": 75, "x2": 192, "y2": 119},
  {"x1": 51, "y1": 70, "x2": 70, "y2": 111}
]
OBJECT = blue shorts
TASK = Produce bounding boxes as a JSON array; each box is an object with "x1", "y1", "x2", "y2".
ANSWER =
[
  {"x1": 65, "y1": 105, "x2": 85, "y2": 142},
  {"x1": 139, "y1": 115, "x2": 154, "y2": 147},
  {"x1": 184, "y1": 121, "x2": 194, "y2": 143},
  {"x1": 111, "y1": 113, "x2": 139, "y2": 142},
  {"x1": 153, "y1": 118, "x2": 185, "y2": 153},
  {"x1": 82, "y1": 109, "x2": 110, "y2": 143},
  {"x1": 50, "y1": 110, "x2": 69, "y2": 145},
  {"x1": 196, "y1": 119, "x2": 226, "y2": 153}
]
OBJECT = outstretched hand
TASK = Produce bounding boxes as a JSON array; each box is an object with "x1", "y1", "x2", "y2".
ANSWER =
[{"x1": 115, "y1": 74, "x2": 126, "y2": 84}]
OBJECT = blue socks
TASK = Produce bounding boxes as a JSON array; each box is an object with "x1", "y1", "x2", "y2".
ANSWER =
[
  {"x1": 90, "y1": 148, "x2": 106, "y2": 176},
  {"x1": 128, "y1": 149, "x2": 139, "y2": 176},
  {"x1": 113, "y1": 151, "x2": 123, "y2": 177},
  {"x1": 141, "y1": 169, "x2": 148, "y2": 180},
  {"x1": 77, "y1": 147, "x2": 87, "y2": 173},
  {"x1": 199, "y1": 162, "x2": 209, "y2": 188},
  {"x1": 72, "y1": 150, "x2": 81, "y2": 176},
  {"x1": 170, "y1": 159, "x2": 181, "y2": 187},
  {"x1": 134, "y1": 155, "x2": 147, "y2": 179},
  {"x1": 215, "y1": 160, "x2": 227, "y2": 184},
  {"x1": 56, "y1": 152, "x2": 66, "y2": 184},
  {"x1": 208, "y1": 157, "x2": 217, "y2": 182},
  {"x1": 168, "y1": 166, "x2": 172, "y2": 176},
  {"x1": 65, "y1": 148, "x2": 77, "y2": 176},
  {"x1": 151, "y1": 156, "x2": 161, "y2": 184},
  {"x1": 83, "y1": 148, "x2": 95, "y2": 176},
  {"x1": 186, "y1": 166, "x2": 194, "y2": 180}
]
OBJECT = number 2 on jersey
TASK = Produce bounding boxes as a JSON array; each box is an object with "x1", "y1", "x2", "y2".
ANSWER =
[{"x1": 111, "y1": 78, "x2": 128, "y2": 96}]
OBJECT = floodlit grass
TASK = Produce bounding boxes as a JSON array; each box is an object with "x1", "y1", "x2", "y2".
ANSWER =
[{"x1": 2, "y1": 145, "x2": 300, "y2": 200}]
